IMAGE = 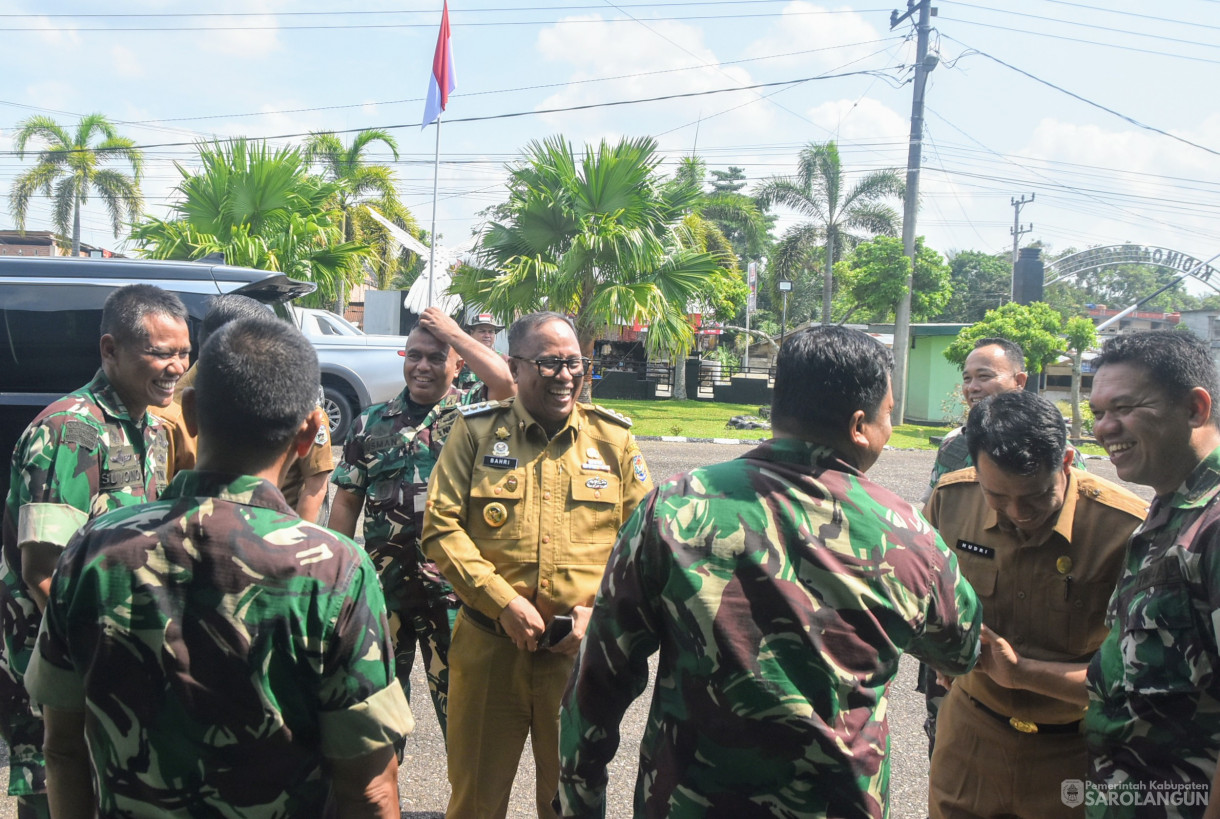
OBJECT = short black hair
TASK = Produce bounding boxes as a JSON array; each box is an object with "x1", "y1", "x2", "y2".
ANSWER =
[
  {"x1": 201, "y1": 294, "x2": 272, "y2": 346},
  {"x1": 971, "y1": 337, "x2": 1026, "y2": 373},
  {"x1": 1094, "y1": 329, "x2": 1220, "y2": 423},
  {"x1": 507, "y1": 311, "x2": 575, "y2": 356},
  {"x1": 194, "y1": 317, "x2": 319, "y2": 455},
  {"x1": 771, "y1": 326, "x2": 894, "y2": 436},
  {"x1": 965, "y1": 390, "x2": 1067, "y2": 476},
  {"x1": 100, "y1": 284, "x2": 188, "y2": 345}
]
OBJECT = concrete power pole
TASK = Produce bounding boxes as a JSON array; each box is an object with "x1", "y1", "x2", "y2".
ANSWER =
[
  {"x1": 890, "y1": 0, "x2": 935, "y2": 425},
  {"x1": 1010, "y1": 193, "x2": 1034, "y2": 298}
]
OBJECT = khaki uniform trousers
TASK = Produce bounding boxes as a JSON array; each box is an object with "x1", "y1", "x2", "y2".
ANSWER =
[
  {"x1": 445, "y1": 609, "x2": 574, "y2": 819},
  {"x1": 930, "y1": 685, "x2": 1088, "y2": 819}
]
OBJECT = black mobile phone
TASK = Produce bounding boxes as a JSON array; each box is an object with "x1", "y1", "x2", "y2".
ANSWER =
[{"x1": 538, "y1": 615, "x2": 574, "y2": 649}]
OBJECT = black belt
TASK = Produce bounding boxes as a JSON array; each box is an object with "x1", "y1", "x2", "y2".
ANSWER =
[
  {"x1": 460, "y1": 604, "x2": 506, "y2": 635},
  {"x1": 964, "y1": 692, "x2": 1082, "y2": 735}
]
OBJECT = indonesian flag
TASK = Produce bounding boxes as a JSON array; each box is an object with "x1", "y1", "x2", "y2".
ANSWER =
[{"x1": 421, "y1": 1, "x2": 456, "y2": 129}]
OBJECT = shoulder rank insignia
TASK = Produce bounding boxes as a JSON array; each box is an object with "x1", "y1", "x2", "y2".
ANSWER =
[
  {"x1": 587, "y1": 404, "x2": 632, "y2": 428},
  {"x1": 458, "y1": 399, "x2": 512, "y2": 418}
]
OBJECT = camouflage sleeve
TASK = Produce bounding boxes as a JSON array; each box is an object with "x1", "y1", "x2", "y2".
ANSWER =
[
  {"x1": 331, "y1": 408, "x2": 372, "y2": 495},
  {"x1": 422, "y1": 414, "x2": 519, "y2": 617},
  {"x1": 558, "y1": 492, "x2": 663, "y2": 818},
  {"x1": 617, "y1": 433, "x2": 654, "y2": 526},
  {"x1": 317, "y1": 545, "x2": 414, "y2": 758},
  {"x1": 1070, "y1": 446, "x2": 1088, "y2": 472},
  {"x1": 24, "y1": 531, "x2": 89, "y2": 710},
  {"x1": 14, "y1": 420, "x2": 98, "y2": 549},
  {"x1": 904, "y1": 521, "x2": 982, "y2": 677}
]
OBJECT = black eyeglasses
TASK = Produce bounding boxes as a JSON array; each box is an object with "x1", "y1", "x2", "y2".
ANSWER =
[{"x1": 511, "y1": 356, "x2": 591, "y2": 377}]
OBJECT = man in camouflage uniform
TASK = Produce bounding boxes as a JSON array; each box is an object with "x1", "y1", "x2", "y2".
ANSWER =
[
  {"x1": 918, "y1": 336, "x2": 1087, "y2": 756},
  {"x1": 330, "y1": 305, "x2": 513, "y2": 737},
  {"x1": 424, "y1": 311, "x2": 653, "y2": 819},
  {"x1": 924, "y1": 390, "x2": 1145, "y2": 819},
  {"x1": 24, "y1": 316, "x2": 414, "y2": 818},
  {"x1": 1084, "y1": 330, "x2": 1220, "y2": 818},
  {"x1": 0, "y1": 284, "x2": 186, "y2": 819},
  {"x1": 556, "y1": 325, "x2": 983, "y2": 819},
  {"x1": 456, "y1": 312, "x2": 505, "y2": 391}
]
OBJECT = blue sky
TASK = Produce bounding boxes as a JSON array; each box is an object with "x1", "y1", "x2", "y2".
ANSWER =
[{"x1": 1, "y1": 1, "x2": 1218, "y2": 280}]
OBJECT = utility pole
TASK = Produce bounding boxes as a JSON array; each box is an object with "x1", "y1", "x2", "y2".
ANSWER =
[
  {"x1": 890, "y1": 0, "x2": 935, "y2": 425},
  {"x1": 1010, "y1": 193, "x2": 1035, "y2": 298}
]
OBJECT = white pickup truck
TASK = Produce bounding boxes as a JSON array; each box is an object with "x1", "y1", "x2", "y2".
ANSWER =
[{"x1": 291, "y1": 306, "x2": 407, "y2": 441}]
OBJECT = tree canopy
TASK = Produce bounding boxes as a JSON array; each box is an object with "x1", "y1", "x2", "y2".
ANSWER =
[
  {"x1": 9, "y1": 113, "x2": 144, "y2": 255},
  {"x1": 834, "y1": 236, "x2": 951, "y2": 323},
  {"x1": 943, "y1": 301, "x2": 1065, "y2": 374}
]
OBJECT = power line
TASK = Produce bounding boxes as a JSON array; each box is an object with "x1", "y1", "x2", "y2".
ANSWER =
[
  {"x1": 943, "y1": 36, "x2": 1220, "y2": 158},
  {"x1": 0, "y1": 67, "x2": 901, "y2": 156},
  {"x1": 945, "y1": 0, "x2": 1220, "y2": 47},
  {"x1": 1034, "y1": 0, "x2": 1220, "y2": 31},
  {"x1": 0, "y1": 1, "x2": 802, "y2": 17}
]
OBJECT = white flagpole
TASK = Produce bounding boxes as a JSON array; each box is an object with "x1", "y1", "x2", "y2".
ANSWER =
[{"x1": 426, "y1": 118, "x2": 442, "y2": 309}]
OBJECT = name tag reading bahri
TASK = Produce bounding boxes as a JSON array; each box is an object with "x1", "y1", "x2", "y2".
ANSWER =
[{"x1": 484, "y1": 455, "x2": 518, "y2": 469}]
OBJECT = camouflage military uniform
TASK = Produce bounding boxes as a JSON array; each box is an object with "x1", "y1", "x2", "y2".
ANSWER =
[
  {"x1": 0, "y1": 370, "x2": 168, "y2": 805},
  {"x1": 24, "y1": 470, "x2": 413, "y2": 817},
  {"x1": 918, "y1": 427, "x2": 1089, "y2": 756},
  {"x1": 332, "y1": 385, "x2": 476, "y2": 736},
  {"x1": 1084, "y1": 445, "x2": 1220, "y2": 818},
  {"x1": 424, "y1": 398, "x2": 653, "y2": 819},
  {"x1": 557, "y1": 438, "x2": 983, "y2": 819},
  {"x1": 456, "y1": 365, "x2": 483, "y2": 392}
]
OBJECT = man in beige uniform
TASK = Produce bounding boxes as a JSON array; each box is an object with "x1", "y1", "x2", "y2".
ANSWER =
[
  {"x1": 423, "y1": 311, "x2": 653, "y2": 819},
  {"x1": 926, "y1": 390, "x2": 1145, "y2": 818}
]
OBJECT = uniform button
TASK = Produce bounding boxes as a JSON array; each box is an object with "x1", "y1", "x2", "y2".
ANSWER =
[
  {"x1": 494, "y1": 487, "x2": 502, "y2": 495},
  {"x1": 594, "y1": 490, "x2": 601, "y2": 499},
  {"x1": 1074, "y1": 599, "x2": 1083, "y2": 608},
  {"x1": 1017, "y1": 591, "x2": 1026, "y2": 600},
  {"x1": 544, "y1": 491, "x2": 552, "y2": 500},
  {"x1": 543, "y1": 535, "x2": 550, "y2": 544},
  {"x1": 540, "y1": 579, "x2": 549, "y2": 589}
]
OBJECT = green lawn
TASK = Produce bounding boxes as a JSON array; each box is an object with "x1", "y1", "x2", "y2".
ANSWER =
[{"x1": 595, "y1": 398, "x2": 954, "y2": 450}]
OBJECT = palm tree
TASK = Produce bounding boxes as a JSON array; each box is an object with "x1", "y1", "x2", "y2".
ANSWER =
[
  {"x1": 304, "y1": 130, "x2": 420, "y2": 308},
  {"x1": 9, "y1": 113, "x2": 144, "y2": 255},
  {"x1": 450, "y1": 135, "x2": 721, "y2": 401},
  {"x1": 130, "y1": 138, "x2": 368, "y2": 308},
  {"x1": 756, "y1": 141, "x2": 902, "y2": 324}
]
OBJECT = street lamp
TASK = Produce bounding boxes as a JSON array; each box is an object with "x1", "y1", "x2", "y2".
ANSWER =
[{"x1": 778, "y1": 279, "x2": 793, "y2": 349}]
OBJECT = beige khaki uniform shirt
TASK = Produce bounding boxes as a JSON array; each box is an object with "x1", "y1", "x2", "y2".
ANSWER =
[
  {"x1": 422, "y1": 399, "x2": 653, "y2": 622},
  {"x1": 925, "y1": 466, "x2": 1146, "y2": 724}
]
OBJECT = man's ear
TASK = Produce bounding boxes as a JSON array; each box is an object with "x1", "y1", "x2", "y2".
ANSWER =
[
  {"x1": 99, "y1": 334, "x2": 118, "y2": 366},
  {"x1": 847, "y1": 408, "x2": 870, "y2": 450},
  {"x1": 1186, "y1": 387, "x2": 1213, "y2": 429},
  {"x1": 292, "y1": 408, "x2": 325, "y2": 459},
  {"x1": 1014, "y1": 371, "x2": 1029, "y2": 389},
  {"x1": 181, "y1": 388, "x2": 199, "y2": 437}
]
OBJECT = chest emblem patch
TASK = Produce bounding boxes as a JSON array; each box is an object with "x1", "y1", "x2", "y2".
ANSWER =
[
  {"x1": 585, "y1": 477, "x2": 609, "y2": 489},
  {"x1": 492, "y1": 441, "x2": 510, "y2": 457},
  {"x1": 483, "y1": 502, "x2": 508, "y2": 528}
]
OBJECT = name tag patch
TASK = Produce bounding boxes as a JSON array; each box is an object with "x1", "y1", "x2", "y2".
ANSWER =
[
  {"x1": 955, "y1": 539, "x2": 995, "y2": 559},
  {"x1": 483, "y1": 455, "x2": 518, "y2": 469}
]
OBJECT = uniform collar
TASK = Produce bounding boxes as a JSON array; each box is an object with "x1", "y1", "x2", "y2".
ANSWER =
[
  {"x1": 510, "y1": 398, "x2": 581, "y2": 442},
  {"x1": 88, "y1": 369, "x2": 150, "y2": 427},
  {"x1": 162, "y1": 470, "x2": 295, "y2": 515},
  {"x1": 1163, "y1": 444, "x2": 1220, "y2": 511},
  {"x1": 385, "y1": 384, "x2": 460, "y2": 418},
  {"x1": 742, "y1": 438, "x2": 861, "y2": 475}
]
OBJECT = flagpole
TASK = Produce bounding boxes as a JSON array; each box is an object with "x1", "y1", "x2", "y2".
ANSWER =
[{"x1": 427, "y1": 118, "x2": 441, "y2": 309}]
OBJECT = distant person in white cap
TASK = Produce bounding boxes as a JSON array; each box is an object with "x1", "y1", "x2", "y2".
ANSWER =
[{"x1": 457, "y1": 313, "x2": 505, "y2": 391}]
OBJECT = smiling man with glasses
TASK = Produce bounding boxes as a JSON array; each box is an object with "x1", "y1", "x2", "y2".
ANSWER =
[
  {"x1": 0, "y1": 284, "x2": 184, "y2": 819},
  {"x1": 423, "y1": 310, "x2": 653, "y2": 819}
]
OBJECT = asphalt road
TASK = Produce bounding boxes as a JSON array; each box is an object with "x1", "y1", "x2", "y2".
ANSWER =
[{"x1": 0, "y1": 442, "x2": 1151, "y2": 818}]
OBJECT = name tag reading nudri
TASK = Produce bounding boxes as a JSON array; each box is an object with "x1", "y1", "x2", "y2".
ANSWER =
[
  {"x1": 955, "y1": 539, "x2": 996, "y2": 559},
  {"x1": 483, "y1": 455, "x2": 518, "y2": 469}
]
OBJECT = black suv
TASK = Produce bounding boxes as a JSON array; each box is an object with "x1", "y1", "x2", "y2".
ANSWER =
[{"x1": 0, "y1": 256, "x2": 314, "y2": 501}]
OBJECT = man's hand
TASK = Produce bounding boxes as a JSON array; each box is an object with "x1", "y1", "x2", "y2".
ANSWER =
[
  {"x1": 548, "y1": 605, "x2": 592, "y2": 657},
  {"x1": 418, "y1": 307, "x2": 464, "y2": 344},
  {"x1": 976, "y1": 625, "x2": 1022, "y2": 688},
  {"x1": 499, "y1": 596, "x2": 545, "y2": 652}
]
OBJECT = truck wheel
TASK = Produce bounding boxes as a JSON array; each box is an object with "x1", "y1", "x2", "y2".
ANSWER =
[{"x1": 322, "y1": 387, "x2": 354, "y2": 441}]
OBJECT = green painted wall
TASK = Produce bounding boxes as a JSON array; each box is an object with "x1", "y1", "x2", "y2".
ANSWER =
[{"x1": 905, "y1": 327, "x2": 967, "y2": 425}]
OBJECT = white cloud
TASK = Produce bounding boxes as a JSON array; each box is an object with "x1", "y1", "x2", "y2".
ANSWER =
[
  {"x1": 804, "y1": 97, "x2": 908, "y2": 143},
  {"x1": 742, "y1": 3, "x2": 886, "y2": 71},
  {"x1": 30, "y1": 15, "x2": 82, "y2": 48},
  {"x1": 110, "y1": 46, "x2": 144, "y2": 79}
]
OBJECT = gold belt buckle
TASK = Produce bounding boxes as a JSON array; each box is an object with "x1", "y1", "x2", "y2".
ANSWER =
[{"x1": 1009, "y1": 717, "x2": 1039, "y2": 734}]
